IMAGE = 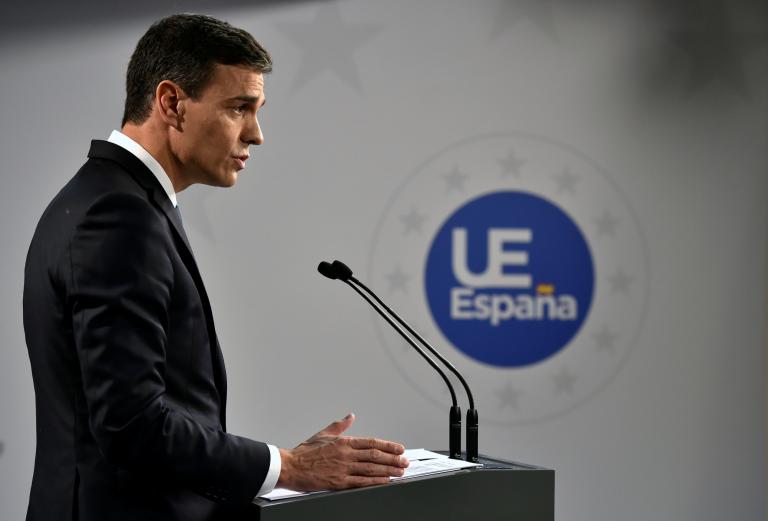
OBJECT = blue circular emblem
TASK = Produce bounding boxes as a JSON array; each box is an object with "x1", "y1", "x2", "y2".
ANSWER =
[{"x1": 425, "y1": 191, "x2": 594, "y2": 367}]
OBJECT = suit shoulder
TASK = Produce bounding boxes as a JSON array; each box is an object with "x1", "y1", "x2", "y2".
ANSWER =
[
  {"x1": 26, "y1": 157, "x2": 163, "y2": 278},
  {"x1": 36, "y1": 156, "x2": 158, "y2": 232},
  {"x1": 55, "y1": 156, "x2": 149, "y2": 210}
]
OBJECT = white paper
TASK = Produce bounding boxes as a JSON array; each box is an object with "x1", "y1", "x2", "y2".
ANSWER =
[
  {"x1": 402, "y1": 448, "x2": 449, "y2": 461},
  {"x1": 260, "y1": 488, "x2": 323, "y2": 501},
  {"x1": 392, "y1": 450, "x2": 482, "y2": 481}
]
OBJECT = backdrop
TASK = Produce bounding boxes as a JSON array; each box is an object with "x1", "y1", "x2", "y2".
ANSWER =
[{"x1": 1, "y1": 1, "x2": 766, "y2": 520}]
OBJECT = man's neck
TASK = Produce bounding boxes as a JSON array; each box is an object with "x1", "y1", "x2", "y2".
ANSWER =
[{"x1": 120, "y1": 123, "x2": 191, "y2": 193}]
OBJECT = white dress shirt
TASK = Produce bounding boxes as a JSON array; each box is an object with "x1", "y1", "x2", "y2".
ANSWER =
[{"x1": 106, "y1": 130, "x2": 282, "y2": 497}]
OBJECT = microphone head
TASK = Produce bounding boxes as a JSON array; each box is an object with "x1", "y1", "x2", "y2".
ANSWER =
[
  {"x1": 331, "y1": 260, "x2": 353, "y2": 281},
  {"x1": 317, "y1": 261, "x2": 338, "y2": 280}
]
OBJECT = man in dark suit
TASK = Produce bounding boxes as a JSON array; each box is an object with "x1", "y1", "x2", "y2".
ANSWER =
[{"x1": 23, "y1": 14, "x2": 408, "y2": 521}]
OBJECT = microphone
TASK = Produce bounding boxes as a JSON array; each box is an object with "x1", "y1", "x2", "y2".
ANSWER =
[
  {"x1": 318, "y1": 259, "x2": 479, "y2": 462},
  {"x1": 318, "y1": 260, "x2": 461, "y2": 459}
]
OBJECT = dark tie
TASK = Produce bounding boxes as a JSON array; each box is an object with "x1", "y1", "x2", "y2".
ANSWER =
[{"x1": 171, "y1": 204, "x2": 192, "y2": 249}]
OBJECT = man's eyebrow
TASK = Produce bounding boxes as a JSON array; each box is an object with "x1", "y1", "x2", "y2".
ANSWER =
[{"x1": 229, "y1": 95, "x2": 264, "y2": 105}]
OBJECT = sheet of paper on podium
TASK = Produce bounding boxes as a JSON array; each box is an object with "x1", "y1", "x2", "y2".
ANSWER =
[
  {"x1": 390, "y1": 448, "x2": 482, "y2": 480},
  {"x1": 259, "y1": 449, "x2": 482, "y2": 501}
]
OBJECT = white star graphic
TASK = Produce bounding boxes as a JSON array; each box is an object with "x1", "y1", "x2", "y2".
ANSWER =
[
  {"x1": 594, "y1": 210, "x2": 620, "y2": 237},
  {"x1": 608, "y1": 269, "x2": 633, "y2": 295},
  {"x1": 277, "y1": 4, "x2": 382, "y2": 93},
  {"x1": 552, "y1": 367, "x2": 577, "y2": 395},
  {"x1": 498, "y1": 149, "x2": 526, "y2": 178},
  {"x1": 554, "y1": 167, "x2": 579, "y2": 195},
  {"x1": 400, "y1": 208, "x2": 428, "y2": 235},
  {"x1": 496, "y1": 383, "x2": 523, "y2": 410},
  {"x1": 386, "y1": 266, "x2": 410, "y2": 293},
  {"x1": 594, "y1": 326, "x2": 618, "y2": 354},
  {"x1": 443, "y1": 167, "x2": 468, "y2": 193}
]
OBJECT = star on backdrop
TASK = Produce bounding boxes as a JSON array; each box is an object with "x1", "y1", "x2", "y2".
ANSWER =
[
  {"x1": 552, "y1": 367, "x2": 577, "y2": 395},
  {"x1": 386, "y1": 266, "x2": 410, "y2": 293},
  {"x1": 665, "y1": 0, "x2": 767, "y2": 97},
  {"x1": 276, "y1": 3, "x2": 382, "y2": 93},
  {"x1": 496, "y1": 383, "x2": 523, "y2": 410},
  {"x1": 443, "y1": 166, "x2": 469, "y2": 193},
  {"x1": 498, "y1": 148, "x2": 526, "y2": 178},
  {"x1": 491, "y1": 0, "x2": 558, "y2": 41},
  {"x1": 594, "y1": 210, "x2": 619, "y2": 237},
  {"x1": 554, "y1": 166, "x2": 579, "y2": 195},
  {"x1": 594, "y1": 326, "x2": 618, "y2": 354},
  {"x1": 400, "y1": 208, "x2": 428, "y2": 235},
  {"x1": 608, "y1": 269, "x2": 633, "y2": 295}
]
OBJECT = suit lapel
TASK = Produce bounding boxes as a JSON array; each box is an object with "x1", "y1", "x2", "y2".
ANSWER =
[
  {"x1": 87, "y1": 140, "x2": 228, "y2": 429},
  {"x1": 153, "y1": 192, "x2": 229, "y2": 430}
]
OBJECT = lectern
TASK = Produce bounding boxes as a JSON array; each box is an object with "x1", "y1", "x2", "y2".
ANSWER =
[{"x1": 251, "y1": 453, "x2": 554, "y2": 521}]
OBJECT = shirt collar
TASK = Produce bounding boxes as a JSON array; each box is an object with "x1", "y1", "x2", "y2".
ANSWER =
[{"x1": 107, "y1": 130, "x2": 178, "y2": 208}]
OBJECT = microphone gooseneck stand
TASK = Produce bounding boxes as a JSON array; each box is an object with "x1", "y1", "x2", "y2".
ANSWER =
[{"x1": 318, "y1": 260, "x2": 479, "y2": 462}]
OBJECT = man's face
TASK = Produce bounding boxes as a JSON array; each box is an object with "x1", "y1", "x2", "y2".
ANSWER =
[{"x1": 171, "y1": 63, "x2": 266, "y2": 188}]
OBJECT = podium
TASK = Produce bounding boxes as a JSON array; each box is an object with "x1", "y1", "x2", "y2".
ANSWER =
[{"x1": 251, "y1": 453, "x2": 554, "y2": 520}]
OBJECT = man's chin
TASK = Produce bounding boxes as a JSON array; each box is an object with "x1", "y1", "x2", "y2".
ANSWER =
[
  {"x1": 222, "y1": 172, "x2": 238, "y2": 187},
  {"x1": 200, "y1": 172, "x2": 238, "y2": 188}
]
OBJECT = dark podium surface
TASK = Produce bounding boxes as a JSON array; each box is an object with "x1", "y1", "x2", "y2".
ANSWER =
[{"x1": 251, "y1": 453, "x2": 554, "y2": 521}]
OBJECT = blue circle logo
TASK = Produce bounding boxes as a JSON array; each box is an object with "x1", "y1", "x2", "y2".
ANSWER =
[{"x1": 425, "y1": 191, "x2": 595, "y2": 367}]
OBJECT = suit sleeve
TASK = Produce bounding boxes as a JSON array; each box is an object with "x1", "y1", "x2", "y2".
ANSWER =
[{"x1": 68, "y1": 192, "x2": 270, "y2": 505}]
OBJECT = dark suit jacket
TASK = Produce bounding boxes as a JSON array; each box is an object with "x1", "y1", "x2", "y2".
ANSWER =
[{"x1": 23, "y1": 140, "x2": 270, "y2": 521}]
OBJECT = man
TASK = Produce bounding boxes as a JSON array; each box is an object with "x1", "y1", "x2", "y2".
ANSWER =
[{"x1": 23, "y1": 14, "x2": 408, "y2": 521}]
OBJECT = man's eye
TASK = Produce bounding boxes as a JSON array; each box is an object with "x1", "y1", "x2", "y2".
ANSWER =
[{"x1": 233, "y1": 105, "x2": 247, "y2": 114}]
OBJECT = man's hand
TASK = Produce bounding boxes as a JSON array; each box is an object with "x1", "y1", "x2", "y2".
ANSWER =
[{"x1": 277, "y1": 413, "x2": 409, "y2": 491}]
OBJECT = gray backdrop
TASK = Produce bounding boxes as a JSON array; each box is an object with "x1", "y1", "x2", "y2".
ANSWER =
[{"x1": 1, "y1": 1, "x2": 766, "y2": 520}]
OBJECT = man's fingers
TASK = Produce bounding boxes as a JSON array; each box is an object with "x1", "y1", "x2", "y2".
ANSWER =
[
  {"x1": 348, "y1": 436, "x2": 405, "y2": 455},
  {"x1": 351, "y1": 448, "x2": 409, "y2": 468},
  {"x1": 284, "y1": 421, "x2": 411, "y2": 492},
  {"x1": 348, "y1": 462, "x2": 406, "y2": 478},
  {"x1": 316, "y1": 413, "x2": 355, "y2": 437}
]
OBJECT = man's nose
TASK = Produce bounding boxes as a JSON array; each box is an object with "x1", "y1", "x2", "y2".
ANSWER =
[{"x1": 243, "y1": 116, "x2": 264, "y2": 146}]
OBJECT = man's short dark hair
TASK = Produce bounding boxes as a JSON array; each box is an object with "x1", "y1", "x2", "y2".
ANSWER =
[{"x1": 122, "y1": 14, "x2": 272, "y2": 126}]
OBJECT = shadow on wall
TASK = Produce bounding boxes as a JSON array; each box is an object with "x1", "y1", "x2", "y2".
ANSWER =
[
  {"x1": 639, "y1": 0, "x2": 768, "y2": 99},
  {"x1": 0, "y1": 0, "x2": 331, "y2": 43}
]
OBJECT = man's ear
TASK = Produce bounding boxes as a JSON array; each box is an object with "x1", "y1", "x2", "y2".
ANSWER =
[{"x1": 155, "y1": 80, "x2": 187, "y2": 130}]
